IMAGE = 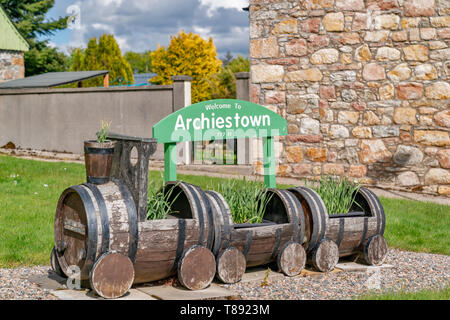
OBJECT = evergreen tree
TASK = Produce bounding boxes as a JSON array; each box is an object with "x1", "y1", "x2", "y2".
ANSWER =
[
  {"x1": 210, "y1": 55, "x2": 250, "y2": 99},
  {"x1": 125, "y1": 51, "x2": 152, "y2": 74},
  {"x1": 71, "y1": 34, "x2": 134, "y2": 87},
  {"x1": 69, "y1": 48, "x2": 84, "y2": 72},
  {"x1": 150, "y1": 31, "x2": 222, "y2": 103},
  {"x1": 0, "y1": 0, "x2": 67, "y2": 39},
  {"x1": 0, "y1": 0, "x2": 70, "y2": 76}
]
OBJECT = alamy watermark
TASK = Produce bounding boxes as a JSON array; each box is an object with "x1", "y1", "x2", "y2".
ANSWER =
[
  {"x1": 66, "y1": 265, "x2": 81, "y2": 290},
  {"x1": 364, "y1": 269, "x2": 382, "y2": 290},
  {"x1": 66, "y1": 4, "x2": 81, "y2": 30}
]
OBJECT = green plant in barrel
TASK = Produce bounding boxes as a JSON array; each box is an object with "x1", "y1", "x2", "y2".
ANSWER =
[
  {"x1": 96, "y1": 120, "x2": 112, "y2": 143},
  {"x1": 304, "y1": 175, "x2": 362, "y2": 214},
  {"x1": 84, "y1": 120, "x2": 115, "y2": 184},
  {"x1": 211, "y1": 177, "x2": 273, "y2": 224},
  {"x1": 146, "y1": 178, "x2": 181, "y2": 220}
]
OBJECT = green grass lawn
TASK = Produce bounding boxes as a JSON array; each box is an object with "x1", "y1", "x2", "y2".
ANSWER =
[
  {"x1": 0, "y1": 154, "x2": 449, "y2": 268},
  {"x1": 358, "y1": 286, "x2": 450, "y2": 300}
]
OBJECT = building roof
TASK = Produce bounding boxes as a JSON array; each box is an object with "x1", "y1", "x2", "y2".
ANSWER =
[
  {"x1": 0, "y1": 71, "x2": 109, "y2": 89},
  {"x1": 133, "y1": 72, "x2": 156, "y2": 85},
  {"x1": 0, "y1": 6, "x2": 30, "y2": 52}
]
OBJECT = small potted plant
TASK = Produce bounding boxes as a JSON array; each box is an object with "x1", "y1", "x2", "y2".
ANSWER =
[{"x1": 84, "y1": 120, "x2": 116, "y2": 184}]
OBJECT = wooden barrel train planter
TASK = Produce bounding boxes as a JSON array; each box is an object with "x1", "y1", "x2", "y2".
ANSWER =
[
  {"x1": 206, "y1": 188, "x2": 307, "y2": 283},
  {"x1": 289, "y1": 187, "x2": 388, "y2": 272},
  {"x1": 52, "y1": 100, "x2": 388, "y2": 299}
]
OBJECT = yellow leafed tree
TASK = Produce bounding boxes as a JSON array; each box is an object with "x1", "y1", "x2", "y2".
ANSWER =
[{"x1": 150, "y1": 31, "x2": 222, "y2": 103}]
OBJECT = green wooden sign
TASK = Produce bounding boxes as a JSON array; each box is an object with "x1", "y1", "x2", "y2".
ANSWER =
[{"x1": 152, "y1": 99, "x2": 287, "y2": 188}]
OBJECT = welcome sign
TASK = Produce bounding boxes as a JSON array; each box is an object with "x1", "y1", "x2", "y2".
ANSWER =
[
  {"x1": 153, "y1": 99, "x2": 287, "y2": 143},
  {"x1": 153, "y1": 99, "x2": 287, "y2": 188}
]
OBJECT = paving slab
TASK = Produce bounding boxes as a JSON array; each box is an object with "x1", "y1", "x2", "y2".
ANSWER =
[
  {"x1": 240, "y1": 266, "x2": 342, "y2": 284},
  {"x1": 335, "y1": 262, "x2": 394, "y2": 272},
  {"x1": 239, "y1": 267, "x2": 285, "y2": 283},
  {"x1": 136, "y1": 283, "x2": 238, "y2": 300},
  {"x1": 28, "y1": 271, "x2": 67, "y2": 291},
  {"x1": 51, "y1": 288, "x2": 157, "y2": 300},
  {"x1": 299, "y1": 267, "x2": 343, "y2": 277}
]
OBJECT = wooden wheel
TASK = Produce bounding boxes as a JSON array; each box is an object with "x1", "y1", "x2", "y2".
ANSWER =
[
  {"x1": 362, "y1": 235, "x2": 388, "y2": 266},
  {"x1": 89, "y1": 252, "x2": 135, "y2": 299},
  {"x1": 311, "y1": 239, "x2": 339, "y2": 272},
  {"x1": 277, "y1": 241, "x2": 306, "y2": 277},
  {"x1": 216, "y1": 246, "x2": 246, "y2": 284},
  {"x1": 178, "y1": 245, "x2": 216, "y2": 290}
]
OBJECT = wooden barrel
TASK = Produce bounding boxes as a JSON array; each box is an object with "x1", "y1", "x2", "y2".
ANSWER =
[
  {"x1": 54, "y1": 179, "x2": 138, "y2": 280},
  {"x1": 325, "y1": 187, "x2": 386, "y2": 257},
  {"x1": 288, "y1": 187, "x2": 328, "y2": 253},
  {"x1": 288, "y1": 186, "x2": 386, "y2": 261},
  {"x1": 207, "y1": 188, "x2": 305, "y2": 268},
  {"x1": 133, "y1": 181, "x2": 215, "y2": 284},
  {"x1": 84, "y1": 140, "x2": 116, "y2": 184}
]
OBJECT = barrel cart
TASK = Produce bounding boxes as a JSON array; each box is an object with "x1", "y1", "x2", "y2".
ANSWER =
[
  {"x1": 288, "y1": 186, "x2": 388, "y2": 272},
  {"x1": 52, "y1": 134, "x2": 217, "y2": 298},
  {"x1": 206, "y1": 189, "x2": 306, "y2": 283}
]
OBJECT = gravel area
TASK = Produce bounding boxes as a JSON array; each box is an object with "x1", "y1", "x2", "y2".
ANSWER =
[
  {"x1": 0, "y1": 249, "x2": 448, "y2": 300},
  {"x1": 0, "y1": 266, "x2": 58, "y2": 300},
  {"x1": 224, "y1": 249, "x2": 450, "y2": 300}
]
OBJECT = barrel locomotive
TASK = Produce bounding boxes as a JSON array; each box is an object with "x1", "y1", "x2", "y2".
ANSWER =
[{"x1": 51, "y1": 99, "x2": 387, "y2": 299}]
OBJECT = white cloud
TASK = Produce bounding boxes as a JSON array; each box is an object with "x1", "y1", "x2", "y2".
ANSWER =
[
  {"x1": 192, "y1": 26, "x2": 213, "y2": 39},
  {"x1": 115, "y1": 36, "x2": 130, "y2": 52},
  {"x1": 92, "y1": 23, "x2": 114, "y2": 33},
  {"x1": 200, "y1": 0, "x2": 248, "y2": 17},
  {"x1": 53, "y1": 0, "x2": 249, "y2": 57},
  {"x1": 99, "y1": 0, "x2": 123, "y2": 6}
]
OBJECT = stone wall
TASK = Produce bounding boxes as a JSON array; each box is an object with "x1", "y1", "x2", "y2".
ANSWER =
[
  {"x1": 249, "y1": 0, "x2": 450, "y2": 196},
  {"x1": 0, "y1": 50, "x2": 24, "y2": 83}
]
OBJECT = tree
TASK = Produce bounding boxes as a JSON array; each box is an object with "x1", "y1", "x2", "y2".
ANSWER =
[
  {"x1": 150, "y1": 31, "x2": 222, "y2": 103},
  {"x1": 0, "y1": 0, "x2": 67, "y2": 39},
  {"x1": 210, "y1": 55, "x2": 250, "y2": 99},
  {"x1": 125, "y1": 51, "x2": 152, "y2": 74},
  {"x1": 71, "y1": 34, "x2": 134, "y2": 87},
  {"x1": 221, "y1": 51, "x2": 234, "y2": 66},
  {"x1": 24, "y1": 41, "x2": 69, "y2": 76},
  {"x1": 69, "y1": 48, "x2": 84, "y2": 72},
  {"x1": 0, "y1": 0, "x2": 70, "y2": 76}
]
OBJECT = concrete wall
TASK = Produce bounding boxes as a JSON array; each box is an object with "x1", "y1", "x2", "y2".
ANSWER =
[
  {"x1": 0, "y1": 50, "x2": 24, "y2": 83},
  {"x1": 249, "y1": 0, "x2": 450, "y2": 196},
  {"x1": 0, "y1": 76, "x2": 192, "y2": 160}
]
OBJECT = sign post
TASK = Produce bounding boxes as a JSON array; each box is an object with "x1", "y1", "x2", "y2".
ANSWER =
[{"x1": 153, "y1": 99, "x2": 287, "y2": 188}]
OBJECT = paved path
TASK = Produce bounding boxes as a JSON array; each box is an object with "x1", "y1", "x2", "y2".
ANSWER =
[{"x1": 26, "y1": 261, "x2": 395, "y2": 300}]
